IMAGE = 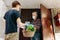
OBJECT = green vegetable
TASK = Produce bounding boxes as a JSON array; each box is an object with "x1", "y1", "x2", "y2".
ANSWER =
[
  {"x1": 31, "y1": 27, "x2": 35, "y2": 31},
  {"x1": 25, "y1": 24, "x2": 35, "y2": 32}
]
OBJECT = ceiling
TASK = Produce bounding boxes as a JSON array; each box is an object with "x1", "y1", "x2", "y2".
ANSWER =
[{"x1": 3, "y1": 0, "x2": 60, "y2": 9}]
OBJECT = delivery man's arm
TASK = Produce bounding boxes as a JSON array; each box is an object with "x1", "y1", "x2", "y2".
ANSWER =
[{"x1": 17, "y1": 17, "x2": 25, "y2": 28}]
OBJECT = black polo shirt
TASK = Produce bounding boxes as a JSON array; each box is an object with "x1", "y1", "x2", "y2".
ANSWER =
[{"x1": 4, "y1": 9, "x2": 21, "y2": 34}]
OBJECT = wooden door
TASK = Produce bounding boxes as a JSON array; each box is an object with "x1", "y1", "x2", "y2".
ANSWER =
[{"x1": 40, "y1": 4, "x2": 55, "y2": 40}]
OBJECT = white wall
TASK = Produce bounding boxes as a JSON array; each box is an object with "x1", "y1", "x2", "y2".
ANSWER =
[
  {"x1": 3, "y1": 0, "x2": 60, "y2": 9},
  {"x1": 0, "y1": 0, "x2": 7, "y2": 38},
  {"x1": 3, "y1": 0, "x2": 40, "y2": 9},
  {"x1": 51, "y1": 8, "x2": 60, "y2": 40}
]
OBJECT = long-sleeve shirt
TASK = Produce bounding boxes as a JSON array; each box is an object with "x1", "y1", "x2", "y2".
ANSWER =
[{"x1": 31, "y1": 19, "x2": 42, "y2": 33}]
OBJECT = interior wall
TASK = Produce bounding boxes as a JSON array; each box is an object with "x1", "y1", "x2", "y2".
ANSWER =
[
  {"x1": 0, "y1": 0, "x2": 7, "y2": 38},
  {"x1": 51, "y1": 8, "x2": 60, "y2": 40},
  {"x1": 51, "y1": 8, "x2": 60, "y2": 33}
]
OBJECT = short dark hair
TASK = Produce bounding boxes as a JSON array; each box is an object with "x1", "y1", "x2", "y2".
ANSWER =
[{"x1": 12, "y1": 1, "x2": 21, "y2": 7}]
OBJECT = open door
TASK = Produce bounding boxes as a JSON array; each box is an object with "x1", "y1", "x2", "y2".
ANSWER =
[
  {"x1": 19, "y1": 9, "x2": 41, "y2": 40},
  {"x1": 40, "y1": 4, "x2": 55, "y2": 40}
]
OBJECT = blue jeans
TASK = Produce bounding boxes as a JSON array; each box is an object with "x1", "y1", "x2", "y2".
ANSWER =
[{"x1": 31, "y1": 32, "x2": 40, "y2": 40}]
